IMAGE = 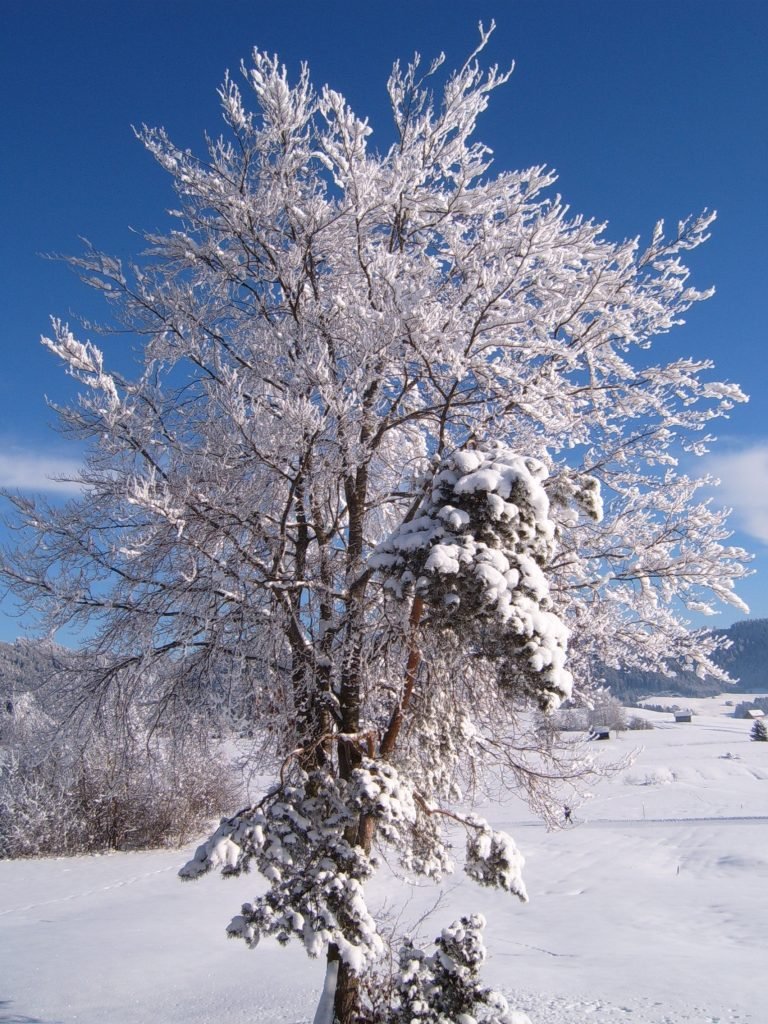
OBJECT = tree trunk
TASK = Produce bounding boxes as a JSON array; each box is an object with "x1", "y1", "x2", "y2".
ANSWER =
[{"x1": 332, "y1": 949, "x2": 360, "y2": 1024}]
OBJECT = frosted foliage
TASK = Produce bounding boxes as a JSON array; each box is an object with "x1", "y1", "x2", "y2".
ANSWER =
[
  {"x1": 388, "y1": 678, "x2": 476, "y2": 806},
  {"x1": 181, "y1": 761, "x2": 461, "y2": 966},
  {"x1": 0, "y1": 669, "x2": 241, "y2": 858},
  {"x1": 373, "y1": 448, "x2": 574, "y2": 708},
  {"x1": 182, "y1": 770, "x2": 383, "y2": 969},
  {"x1": 464, "y1": 822, "x2": 528, "y2": 902},
  {"x1": 0, "y1": 25, "x2": 752, "y2": 1022},
  {"x1": 372, "y1": 450, "x2": 557, "y2": 612},
  {"x1": 350, "y1": 762, "x2": 451, "y2": 878},
  {"x1": 5, "y1": 32, "x2": 749, "y2": 703},
  {"x1": 388, "y1": 914, "x2": 521, "y2": 1023}
]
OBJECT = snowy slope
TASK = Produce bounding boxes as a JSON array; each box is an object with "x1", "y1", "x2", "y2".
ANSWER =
[{"x1": 1, "y1": 696, "x2": 765, "y2": 1024}]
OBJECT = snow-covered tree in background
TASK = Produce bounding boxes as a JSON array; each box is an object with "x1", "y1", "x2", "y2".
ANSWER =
[
  {"x1": 0, "y1": 659, "x2": 242, "y2": 858},
  {"x1": 750, "y1": 719, "x2": 767, "y2": 742},
  {"x1": 0, "y1": 24, "x2": 749, "y2": 1023}
]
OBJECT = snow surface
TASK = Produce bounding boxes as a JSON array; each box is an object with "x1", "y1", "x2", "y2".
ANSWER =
[{"x1": 1, "y1": 695, "x2": 765, "y2": 1023}]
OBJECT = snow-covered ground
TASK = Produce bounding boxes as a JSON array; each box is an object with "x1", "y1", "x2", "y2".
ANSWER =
[{"x1": 1, "y1": 696, "x2": 766, "y2": 1024}]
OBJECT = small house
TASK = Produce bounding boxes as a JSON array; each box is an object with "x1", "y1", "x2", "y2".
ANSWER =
[
  {"x1": 745, "y1": 708, "x2": 765, "y2": 720},
  {"x1": 590, "y1": 726, "x2": 611, "y2": 741},
  {"x1": 673, "y1": 711, "x2": 692, "y2": 723}
]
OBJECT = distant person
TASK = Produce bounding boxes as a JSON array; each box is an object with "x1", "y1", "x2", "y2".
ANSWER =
[{"x1": 563, "y1": 805, "x2": 572, "y2": 824}]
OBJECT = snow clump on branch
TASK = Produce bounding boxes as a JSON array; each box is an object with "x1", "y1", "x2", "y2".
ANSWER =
[{"x1": 372, "y1": 447, "x2": 589, "y2": 709}]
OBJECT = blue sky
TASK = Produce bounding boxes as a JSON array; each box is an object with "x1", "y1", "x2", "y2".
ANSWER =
[{"x1": 0, "y1": 0, "x2": 766, "y2": 641}]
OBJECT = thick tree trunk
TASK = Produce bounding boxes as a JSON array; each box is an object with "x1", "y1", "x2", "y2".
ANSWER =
[{"x1": 331, "y1": 950, "x2": 360, "y2": 1024}]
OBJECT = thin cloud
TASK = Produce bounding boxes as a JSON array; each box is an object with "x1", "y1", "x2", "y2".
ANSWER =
[
  {"x1": 0, "y1": 451, "x2": 84, "y2": 494},
  {"x1": 706, "y1": 442, "x2": 768, "y2": 546}
]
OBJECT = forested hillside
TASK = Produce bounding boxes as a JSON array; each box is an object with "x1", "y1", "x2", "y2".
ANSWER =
[
  {"x1": 714, "y1": 618, "x2": 768, "y2": 687},
  {"x1": 0, "y1": 640, "x2": 60, "y2": 709},
  {"x1": 599, "y1": 619, "x2": 768, "y2": 699}
]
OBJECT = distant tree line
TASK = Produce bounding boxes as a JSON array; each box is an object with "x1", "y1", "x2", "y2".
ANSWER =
[
  {"x1": 551, "y1": 693, "x2": 652, "y2": 733},
  {"x1": 733, "y1": 697, "x2": 768, "y2": 719}
]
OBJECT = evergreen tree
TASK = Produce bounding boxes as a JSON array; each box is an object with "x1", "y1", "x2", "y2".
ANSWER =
[{"x1": 750, "y1": 719, "x2": 767, "y2": 742}]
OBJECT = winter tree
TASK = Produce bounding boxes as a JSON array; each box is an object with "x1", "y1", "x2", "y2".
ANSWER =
[
  {"x1": 0, "y1": 654, "x2": 241, "y2": 858},
  {"x1": 0, "y1": 24, "x2": 750, "y2": 1023}
]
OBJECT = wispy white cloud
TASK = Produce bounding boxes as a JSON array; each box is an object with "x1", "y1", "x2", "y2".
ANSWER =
[
  {"x1": 705, "y1": 441, "x2": 768, "y2": 546},
  {"x1": 0, "y1": 451, "x2": 84, "y2": 494}
]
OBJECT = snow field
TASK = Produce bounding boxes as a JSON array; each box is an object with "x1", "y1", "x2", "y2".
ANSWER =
[{"x1": 1, "y1": 696, "x2": 765, "y2": 1023}]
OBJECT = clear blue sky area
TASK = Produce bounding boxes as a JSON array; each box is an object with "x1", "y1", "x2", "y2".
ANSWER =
[{"x1": 0, "y1": 0, "x2": 766, "y2": 642}]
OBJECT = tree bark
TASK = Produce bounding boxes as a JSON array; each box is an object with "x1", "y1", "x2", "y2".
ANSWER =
[
  {"x1": 327, "y1": 944, "x2": 361, "y2": 1024},
  {"x1": 379, "y1": 595, "x2": 424, "y2": 757}
]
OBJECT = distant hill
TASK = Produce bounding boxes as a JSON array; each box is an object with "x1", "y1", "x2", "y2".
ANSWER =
[
  {"x1": 0, "y1": 640, "x2": 61, "y2": 705},
  {"x1": 599, "y1": 619, "x2": 768, "y2": 700},
  {"x1": 713, "y1": 619, "x2": 768, "y2": 689}
]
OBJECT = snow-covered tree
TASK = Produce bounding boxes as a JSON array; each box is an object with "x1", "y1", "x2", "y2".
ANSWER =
[
  {"x1": 0, "y1": 24, "x2": 749, "y2": 1022},
  {"x1": 0, "y1": 655, "x2": 241, "y2": 858},
  {"x1": 385, "y1": 914, "x2": 525, "y2": 1023}
]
